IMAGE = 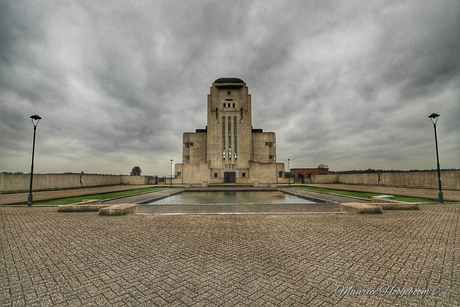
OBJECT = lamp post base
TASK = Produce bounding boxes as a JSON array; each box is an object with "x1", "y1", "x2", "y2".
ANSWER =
[
  {"x1": 27, "y1": 194, "x2": 33, "y2": 206},
  {"x1": 438, "y1": 191, "x2": 444, "y2": 204}
]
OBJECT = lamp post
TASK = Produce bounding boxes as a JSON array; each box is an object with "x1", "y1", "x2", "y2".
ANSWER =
[
  {"x1": 170, "y1": 159, "x2": 173, "y2": 187},
  {"x1": 28, "y1": 114, "x2": 42, "y2": 206},
  {"x1": 288, "y1": 158, "x2": 290, "y2": 186},
  {"x1": 80, "y1": 171, "x2": 84, "y2": 187},
  {"x1": 428, "y1": 113, "x2": 443, "y2": 203}
]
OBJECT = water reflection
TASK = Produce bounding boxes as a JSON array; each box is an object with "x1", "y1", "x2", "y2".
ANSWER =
[{"x1": 147, "y1": 191, "x2": 315, "y2": 205}]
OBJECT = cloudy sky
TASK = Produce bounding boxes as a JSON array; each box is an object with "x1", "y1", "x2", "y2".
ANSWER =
[{"x1": 1, "y1": 0, "x2": 459, "y2": 176}]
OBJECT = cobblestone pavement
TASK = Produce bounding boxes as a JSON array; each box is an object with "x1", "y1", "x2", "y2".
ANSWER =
[{"x1": 1, "y1": 204, "x2": 459, "y2": 306}]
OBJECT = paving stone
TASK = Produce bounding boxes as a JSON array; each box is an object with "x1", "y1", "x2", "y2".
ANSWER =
[{"x1": 0, "y1": 204, "x2": 459, "y2": 306}]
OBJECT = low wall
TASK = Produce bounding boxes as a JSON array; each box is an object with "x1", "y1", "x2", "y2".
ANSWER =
[
  {"x1": 309, "y1": 170, "x2": 460, "y2": 190},
  {"x1": 0, "y1": 173, "x2": 149, "y2": 192},
  {"x1": 3, "y1": 170, "x2": 459, "y2": 192}
]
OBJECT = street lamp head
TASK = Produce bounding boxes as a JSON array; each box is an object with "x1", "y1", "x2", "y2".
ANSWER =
[
  {"x1": 428, "y1": 113, "x2": 440, "y2": 124},
  {"x1": 30, "y1": 114, "x2": 42, "y2": 126}
]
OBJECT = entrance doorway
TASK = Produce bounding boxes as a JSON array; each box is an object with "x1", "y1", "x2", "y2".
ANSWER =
[{"x1": 224, "y1": 172, "x2": 236, "y2": 183}]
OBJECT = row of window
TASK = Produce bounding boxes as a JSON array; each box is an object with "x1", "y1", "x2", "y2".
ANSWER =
[
  {"x1": 265, "y1": 142, "x2": 276, "y2": 147},
  {"x1": 222, "y1": 116, "x2": 238, "y2": 160},
  {"x1": 183, "y1": 142, "x2": 193, "y2": 148},
  {"x1": 224, "y1": 103, "x2": 236, "y2": 108},
  {"x1": 213, "y1": 172, "x2": 246, "y2": 178},
  {"x1": 183, "y1": 155, "x2": 275, "y2": 162},
  {"x1": 179, "y1": 171, "x2": 283, "y2": 179}
]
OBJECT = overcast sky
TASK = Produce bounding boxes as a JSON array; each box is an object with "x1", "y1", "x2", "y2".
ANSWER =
[{"x1": 1, "y1": 0, "x2": 459, "y2": 176}]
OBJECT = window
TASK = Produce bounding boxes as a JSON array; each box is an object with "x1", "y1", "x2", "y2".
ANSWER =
[
  {"x1": 214, "y1": 173, "x2": 218, "y2": 178},
  {"x1": 222, "y1": 117, "x2": 226, "y2": 159},
  {"x1": 183, "y1": 155, "x2": 190, "y2": 162},
  {"x1": 183, "y1": 142, "x2": 193, "y2": 148},
  {"x1": 265, "y1": 142, "x2": 276, "y2": 147},
  {"x1": 227, "y1": 91, "x2": 231, "y2": 95},
  {"x1": 223, "y1": 103, "x2": 226, "y2": 108},
  {"x1": 234, "y1": 116, "x2": 237, "y2": 159},
  {"x1": 177, "y1": 172, "x2": 182, "y2": 178},
  {"x1": 232, "y1": 103, "x2": 235, "y2": 108},
  {"x1": 228, "y1": 116, "x2": 231, "y2": 161},
  {"x1": 269, "y1": 155, "x2": 276, "y2": 161},
  {"x1": 279, "y1": 171, "x2": 283, "y2": 178},
  {"x1": 242, "y1": 172, "x2": 246, "y2": 177}
]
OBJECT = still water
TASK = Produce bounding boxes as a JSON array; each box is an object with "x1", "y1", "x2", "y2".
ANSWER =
[{"x1": 147, "y1": 191, "x2": 315, "y2": 205}]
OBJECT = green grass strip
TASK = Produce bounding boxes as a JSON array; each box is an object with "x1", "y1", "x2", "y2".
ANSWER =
[
  {"x1": 295, "y1": 186, "x2": 432, "y2": 203},
  {"x1": 34, "y1": 187, "x2": 166, "y2": 206}
]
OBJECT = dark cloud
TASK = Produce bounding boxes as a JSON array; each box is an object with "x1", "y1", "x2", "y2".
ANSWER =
[{"x1": 0, "y1": 0, "x2": 458, "y2": 175}]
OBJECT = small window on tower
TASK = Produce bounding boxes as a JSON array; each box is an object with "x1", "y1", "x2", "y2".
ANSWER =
[
  {"x1": 242, "y1": 172, "x2": 246, "y2": 177},
  {"x1": 232, "y1": 103, "x2": 235, "y2": 107},
  {"x1": 214, "y1": 173, "x2": 218, "y2": 178},
  {"x1": 227, "y1": 91, "x2": 231, "y2": 95}
]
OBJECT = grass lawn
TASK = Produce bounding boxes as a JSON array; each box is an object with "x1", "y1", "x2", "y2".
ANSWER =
[
  {"x1": 35, "y1": 187, "x2": 166, "y2": 206},
  {"x1": 295, "y1": 186, "x2": 433, "y2": 203}
]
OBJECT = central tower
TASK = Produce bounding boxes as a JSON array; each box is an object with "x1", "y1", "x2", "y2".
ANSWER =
[
  {"x1": 175, "y1": 78, "x2": 285, "y2": 185},
  {"x1": 207, "y1": 78, "x2": 252, "y2": 179}
]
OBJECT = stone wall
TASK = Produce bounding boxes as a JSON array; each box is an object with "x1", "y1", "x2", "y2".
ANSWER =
[
  {"x1": 309, "y1": 170, "x2": 460, "y2": 190},
  {"x1": 252, "y1": 132, "x2": 276, "y2": 163},
  {"x1": 0, "y1": 173, "x2": 149, "y2": 192}
]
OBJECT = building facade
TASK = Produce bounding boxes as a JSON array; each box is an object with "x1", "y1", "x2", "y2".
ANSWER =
[
  {"x1": 175, "y1": 78, "x2": 285, "y2": 185},
  {"x1": 290, "y1": 168, "x2": 329, "y2": 183}
]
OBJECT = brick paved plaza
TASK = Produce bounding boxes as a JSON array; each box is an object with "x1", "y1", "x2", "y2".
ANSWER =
[{"x1": 1, "y1": 202, "x2": 459, "y2": 306}]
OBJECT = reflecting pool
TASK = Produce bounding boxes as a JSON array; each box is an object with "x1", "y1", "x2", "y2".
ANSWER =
[{"x1": 147, "y1": 191, "x2": 315, "y2": 205}]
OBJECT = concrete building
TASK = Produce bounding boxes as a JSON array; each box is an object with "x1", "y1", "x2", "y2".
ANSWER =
[{"x1": 175, "y1": 78, "x2": 285, "y2": 185}]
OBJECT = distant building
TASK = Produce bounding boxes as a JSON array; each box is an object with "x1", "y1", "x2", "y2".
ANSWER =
[
  {"x1": 175, "y1": 78, "x2": 285, "y2": 185},
  {"x1": 291, "y1": 167, "x2": 329, "y2": 183}
]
